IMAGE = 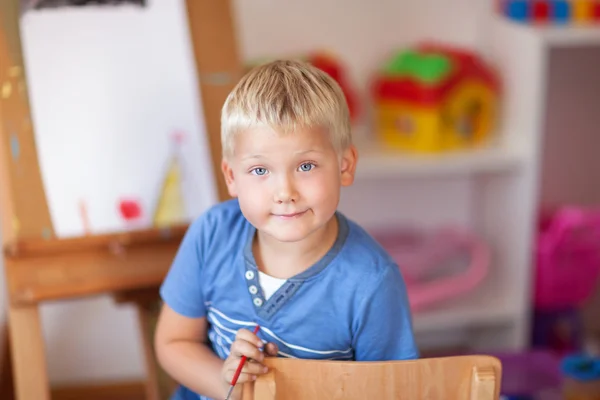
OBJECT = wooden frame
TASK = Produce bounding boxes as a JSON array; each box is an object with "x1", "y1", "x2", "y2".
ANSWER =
[{"x1": 0, "y1": 0, "x2": 240, "y2": 398}]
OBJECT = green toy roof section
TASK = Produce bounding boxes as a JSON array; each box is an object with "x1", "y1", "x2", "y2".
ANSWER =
[{"x1": 382, "y1": 50, "x2": 454, "y2": 85}]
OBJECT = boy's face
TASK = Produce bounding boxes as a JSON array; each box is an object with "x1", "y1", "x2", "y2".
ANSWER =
[{"x1": 221, "y1": 125, "x2": 357, "y2": 244}]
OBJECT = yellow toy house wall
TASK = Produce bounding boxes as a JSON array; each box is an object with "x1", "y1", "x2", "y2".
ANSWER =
[
  {"x1": 376, "y1": 101, "x2": 443, "y2": 153},
  {"x1": 376, "y1": 79, "x2": 497, "y2": 155},
  {"x1": 441, "y1": 79, "x2": 498, "y2": 151}
]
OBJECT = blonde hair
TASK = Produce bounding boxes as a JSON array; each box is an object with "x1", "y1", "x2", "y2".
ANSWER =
[{"x1": 221, "y1": 59, "x2": 351, "y2": 159}]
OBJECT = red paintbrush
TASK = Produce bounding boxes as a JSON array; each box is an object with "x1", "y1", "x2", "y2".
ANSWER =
[{"x1": 225, "y1": 325, "x2": 261, "y2": 400}]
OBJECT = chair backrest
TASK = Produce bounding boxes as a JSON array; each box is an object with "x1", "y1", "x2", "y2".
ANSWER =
[{"x1": 243, "y1": 355, "x2": 502, "y2": 400}]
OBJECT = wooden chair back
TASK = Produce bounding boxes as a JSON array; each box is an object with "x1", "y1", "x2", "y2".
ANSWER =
[{"x1": 243, "y1": 355, "x2": 502, "y2": 400}]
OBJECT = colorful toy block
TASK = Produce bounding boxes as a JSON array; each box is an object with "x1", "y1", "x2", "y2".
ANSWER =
[
  {"x1": 504, "y1": 0, "x2": 530, "y2": 21},
  {"x1": 533, "y1": 0, "x2": 552, "y2": 21},
  {"x1": 500, "y1": 0, "x2": 600, "y2": 24},
  {"x1": 371, "y1": 43, "x2": 500, "y2": 154},
  {"x1": 561, "y1": 354, "x2": 600, "y2": 399}
]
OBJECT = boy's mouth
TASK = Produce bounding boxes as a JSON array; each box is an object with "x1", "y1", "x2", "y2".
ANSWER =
[{"x1": 272, "y1": 210, "x2": 307, "y2": 219}]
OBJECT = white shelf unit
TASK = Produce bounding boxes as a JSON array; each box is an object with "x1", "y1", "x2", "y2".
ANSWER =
[
  {"x1": 496, "y1": 19, "x2": 600, "y2": 47},
  {"x1": 340, "y1": 15, "x2": 600, "y2": 352},
  {"x1": 355, "y1": 138, "x2": 524, "y2": 180},
  {"x1": 411, "y1": 271, "x2": 516, "y2": 333}
]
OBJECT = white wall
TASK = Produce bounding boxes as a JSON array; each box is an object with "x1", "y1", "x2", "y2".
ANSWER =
[{"x1": 0, "y1": 0, "x2": 489, "y2": 385}]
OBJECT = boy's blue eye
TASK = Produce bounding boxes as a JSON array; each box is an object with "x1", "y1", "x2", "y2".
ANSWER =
[
  {"x1": 251, "y1": 167, "x2": 268, "y2": 176},
  {"x1": 299, "y1": 163, "x2": 314, "y2": 172}
]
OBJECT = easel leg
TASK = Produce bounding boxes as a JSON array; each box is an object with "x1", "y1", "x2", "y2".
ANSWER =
[
  {"x1": 115, "y1": 288, "x2": 177, "y2": 400},
  {"x1": 0, "y1": 323, "x2": 15, "y2": 400},
  {"x1": 137, "y1": 302, "x2": 161, "y2": 400},
  {"x1": 7, "y1": 304, "x2": 50, "y2": 400},
  {"x1": 136, "y1": 300, "x2": 178, "y2": 400}
]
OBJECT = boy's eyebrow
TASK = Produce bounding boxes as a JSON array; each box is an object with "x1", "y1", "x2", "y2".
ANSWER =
[
  {"x1": 241, "y1": 149, "x2": 324, "y2": 161},
  {"x1": 294, "y1": 149, "x2": 325, "y2": 155},
  {"x1": 241, "y1": 154, "x2": 266, "y2": 161}
]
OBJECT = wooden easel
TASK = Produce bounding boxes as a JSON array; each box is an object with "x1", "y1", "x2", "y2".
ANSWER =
[{"x1": 0, "y1": 0, "x2": 241, "y2": 398}]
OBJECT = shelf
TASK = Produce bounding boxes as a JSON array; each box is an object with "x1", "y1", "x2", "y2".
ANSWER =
[
  {"x1": 541, "y1": 25, "x2": 600, "y2": 46},
  {"x1": 411, "y1": 276, "x2": 517, "y2": 333},
  {"x1": 494, "y1": 17, "x2": 600, "y2": 47},
  {"x1": 355, "y1": 139, "x2": 523, "y2": 179}
]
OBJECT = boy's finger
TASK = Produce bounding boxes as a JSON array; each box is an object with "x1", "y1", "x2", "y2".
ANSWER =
[
  {"x1": 240, "y1": 361, "x2": 269, "y2": 376},
  {"x1": 223, "y1": 362, "x2": 268, "y2": 383},
  {"x1": 235, "y1": 328, "x2": 264, "y2": 348},
  {"x1": 228, "y1": 372, "x2": 258, "y2": 385},
  {"x1": 230, "y1": 339, "x2": 264, "y2": 362}
]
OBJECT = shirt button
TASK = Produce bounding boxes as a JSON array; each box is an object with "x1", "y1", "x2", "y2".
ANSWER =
[
  {"x1": 245, "y1": 270, "x2": 255, "y2": 280},
  {"x1": 249, "y1": 285, "x2": 258, "y2": 295},
  {"x1": 253, "y1": 298, "x2": 263, "y2": 307}
]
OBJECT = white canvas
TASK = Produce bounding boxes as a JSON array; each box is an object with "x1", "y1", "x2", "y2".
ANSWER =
[{"x1": 19, "y1": 0, "x2": 217, "y2": 238}]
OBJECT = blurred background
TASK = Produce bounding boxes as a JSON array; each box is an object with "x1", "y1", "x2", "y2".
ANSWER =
[{"x1": 1, "y1": 0, "x2": 600, "y2": 399}]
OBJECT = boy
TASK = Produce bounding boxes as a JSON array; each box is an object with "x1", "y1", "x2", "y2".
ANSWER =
[{"x1": 155, "y1": 59, "x2": 418, "y2": 400}]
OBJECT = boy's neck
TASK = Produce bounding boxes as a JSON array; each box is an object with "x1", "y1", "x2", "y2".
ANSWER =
[{"x1": 253, "y1": 215, "x2": 339, "y2": 280}]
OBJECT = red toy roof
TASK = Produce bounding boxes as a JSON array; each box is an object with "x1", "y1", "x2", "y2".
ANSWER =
[{"x1": 373, "y1": 43, "x2": 500, "y2": 106}]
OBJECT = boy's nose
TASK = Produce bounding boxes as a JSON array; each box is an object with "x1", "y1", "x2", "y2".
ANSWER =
[{"x1": 274, "y1": 176, "x2": 298, "y2": 203}]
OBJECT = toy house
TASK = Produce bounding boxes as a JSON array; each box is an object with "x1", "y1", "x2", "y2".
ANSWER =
[{"x1": 372, "y1": 44, "x2": 500, "y2": 154}]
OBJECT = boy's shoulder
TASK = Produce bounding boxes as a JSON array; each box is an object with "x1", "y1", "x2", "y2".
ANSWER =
[
  {"x1": 192, "y1": 198, "x2": 245, "y2": 228},
  {"x1": 200, "y1": 197, "x2": 244, "y2": 222},
  {"x1": 332, "y1": 214, "x2": 410, "y2": 318},
  {"x1": 337, "y1": 213, "x2": 398, "y2": 277},
  {"x1": 186, "y1": 198, "x2": 249, "y2": 248}
]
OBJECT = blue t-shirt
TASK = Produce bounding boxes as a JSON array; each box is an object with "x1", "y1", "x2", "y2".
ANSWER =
[{"x1": 160, "y1": 199, "x2": 418, "y2": 400}]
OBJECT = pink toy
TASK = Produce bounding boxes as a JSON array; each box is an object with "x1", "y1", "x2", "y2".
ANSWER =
[
  {"x1": 535, "y1": 207, "x2": 600, "y2": 311},
  {"x1": 372, "y1": 227, "x2": 490, "y2": 312}
]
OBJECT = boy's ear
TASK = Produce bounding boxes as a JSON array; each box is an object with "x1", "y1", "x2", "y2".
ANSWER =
[
  {"x1": 340, "y1": 145, "x2": 358, "y2": 187},
  {"x1": 221, "y1": 158, "x2": 238, "y2": 197}
]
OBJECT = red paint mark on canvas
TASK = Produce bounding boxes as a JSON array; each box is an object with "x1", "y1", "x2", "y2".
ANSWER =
[
  {"x1": 171, "y1": 130, "x2": 187, "y2": 145},
  {"x1": 119, "y1": 198, "x2": 143, "y2": 221},
  {"x1": 79, "y1": 199, "x2": 91, "y2": 235}
]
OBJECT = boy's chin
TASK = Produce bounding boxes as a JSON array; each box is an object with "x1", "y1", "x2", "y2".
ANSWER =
[{"x1": 264, "y1": 229, "x2": 312, "y2": 244}]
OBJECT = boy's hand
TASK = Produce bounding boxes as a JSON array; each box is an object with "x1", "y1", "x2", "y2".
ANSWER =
[{"x1": 221, "y1": 328, "x2": 279, "y2": 399}]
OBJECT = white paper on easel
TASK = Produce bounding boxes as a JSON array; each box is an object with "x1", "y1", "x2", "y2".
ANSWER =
[{"x1": 19, "y1": 0, "x2": 218, "y2": 238}]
